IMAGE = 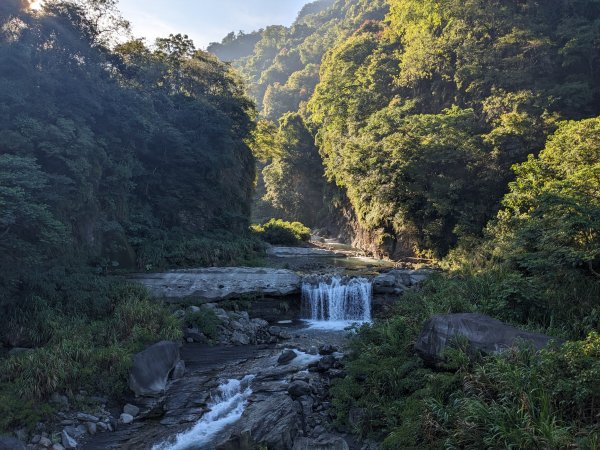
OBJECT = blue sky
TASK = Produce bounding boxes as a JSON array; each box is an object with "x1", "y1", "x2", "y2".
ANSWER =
[{"x1": 118, "y1": 0, "x2": 311, "y2": 50}]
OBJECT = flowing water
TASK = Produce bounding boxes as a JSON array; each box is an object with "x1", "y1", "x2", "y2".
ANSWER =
[
  {"x1": 152, "y1": 375, "x2": 255, "y2": 450},
  {"x1": 301, "y1": 276, "x2": 372, "y2": 328}
]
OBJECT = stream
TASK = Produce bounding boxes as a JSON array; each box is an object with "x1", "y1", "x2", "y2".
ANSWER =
[{"x1": 81, "y1": 246, "x2": 393, "y2": 450}]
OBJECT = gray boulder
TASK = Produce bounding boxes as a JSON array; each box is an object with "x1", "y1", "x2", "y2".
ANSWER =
[
  {"x1": 415, "y1": 313, "x2": 559, "y2": 362},
  {"x1": 129, "y1": 267, "x2": 301, "y2": 302},
  {"x1": 128, "y1": 341, "x2": 180, "y2": 397},
  {"x1": 0, "y1": 437, "x2": 26, "y2": 450}
]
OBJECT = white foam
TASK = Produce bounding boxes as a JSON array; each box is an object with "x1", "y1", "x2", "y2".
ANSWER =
[
  {"x1": 303, "y1": 319, "x2": 370, "y2": 331},
  {"x1": 152, "y1": 375, "x2": 255, "y2": 450}
]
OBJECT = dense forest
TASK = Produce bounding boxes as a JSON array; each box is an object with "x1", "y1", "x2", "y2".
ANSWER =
[
  {"x1": 211, "y1": 0, "x2": 600, "y2": 447},
  {"x1": 0, "y1": 0, "x2": 598, "y2": 448},
  {"x1": 0, "y1": 0, "x2": 261, "y2": 430}
]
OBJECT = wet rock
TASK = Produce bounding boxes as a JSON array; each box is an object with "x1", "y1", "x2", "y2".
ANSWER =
[
  {"x1": 292, "y1": 434, "x2": 350, "y2": 450},
  {"x1": 129, "y1": 267, "x2": 301, "y2": 301},
  {"x1": 119, "y1": 413, "x2": 134, "y2": 425},
  {"x1": 278, "y1": 350, "x2": 298, "y2": 365},
  {"x1": 415, "y1": 313, "x2": 560, "y2": 362},
  {"x1": 307, "y1": 346, "x2": 318, "y2": 355},
  {"x1": 128, "y1": 341, "x2": 180, "y2": 397},
  {"x1": 318, "y1": 344, "x2": 336, "y2": 355},
  {"x1": 52, "y1": 445, "x2": 65, "y2": 450},
  {"x1": 0, "y1": 436, "x2": 26, "y2": 450},
  {"x1": 287, "y1": 381, "x2": 311, "y2": 400},
  {"x1": 60, "y1": 430, "x2": 77, "y2": 449},
  {"x1": 217, "y1": 391, "x2": 302, "y2": 450},
  {"x1": 317, "y1": 356, "x2": 336, "y2": 372},
  {"x1": 123, "y1": 404, "x2": 140, "y2": 418}
]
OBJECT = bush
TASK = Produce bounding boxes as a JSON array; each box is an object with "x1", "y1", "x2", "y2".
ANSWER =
[
  {"x1": 185, "y1": 307, "x2": 222, "y2": 340},
  {"x1": 251, "y1": 218, "x2": 311, "y2": 245}
]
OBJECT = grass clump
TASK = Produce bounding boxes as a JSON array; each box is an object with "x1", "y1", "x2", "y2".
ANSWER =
[
  {"x1": 251, "y1": 218, "x2": 311, "y2": 245},
  {"x1": 0, "y1": 276, "x2": 182, "y2": 433}
]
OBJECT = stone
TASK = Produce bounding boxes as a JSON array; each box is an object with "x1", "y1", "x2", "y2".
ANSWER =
[
  {"x1": 38, "y1": 437, "x2": 52, "y2": 447},
  {"x1": 287, "y1": 381, "x2": 311, "y2": 400},
  {"x1": 128, "y1": 267, "x2": 301, "y2": 302},
  {"x1": 317, "y1": 355, "x2": 336, "y2": 372},
  {"x1": 172, "y1": 360, "x2": 186, "y2": 379},
  {"x1": 95, "y1": 422, "x2": 108, "y2": 432},
  {"x1": 60, "y1": 431, "x2": 77, "y2": 449},
  {"x1": 0, "y1": 436, "x2": 26, "y2": 450},
  {"x1": 184, "y1": 327, "x2": 207, "y2": 343},
  {"x1": 119, "y1": 413, "x2": 134, "y2": 425},
  {"x1": 75, "y1": 413, "x2": 98, "y2": 423},
  {"x1": 128, "y1": 341, "x2": 180, "y2": 397},
  {"x1": 231, "y1": 331, "x2": 250, "y2": 346},
  {"x1": 278, "y1": 350, "x2": 298, "y2": 365},
  {"x1": 186, "y1": 305, "x2": 201, "y2": 314},
  {"x1": 415, "y1": 313, "x2": 560, "y2": 362},
  {"x1": 30, "y1": 435, "x2": 41, "y2": 445},
  {"x1": 307, "y1": 346, "x2": 318, "y2": 355},
  {"x1": 62, "y1": 428, "x2": 83, "y2": 440},
  {"x1": 292, "y1": 435, "x2": 350, "y2": 450},
  {"x1": 85, "y1": 422, "x2": 97, "y2": 436},
  {"x1": 51, "y1": 445, "x2": 65, "y2": 450},
  {"x1": 123, "y1": 404, "x2": 140, "y2": 418},
  {"x1": 372, "y1": 269, "x2": 431, "y2": 294},
  {"x1": 318, "y1": 344, "x2": 336, "y2": 355}
]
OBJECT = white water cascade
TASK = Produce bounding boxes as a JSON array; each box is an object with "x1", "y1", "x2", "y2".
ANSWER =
[
  {"x1": 301, "y1": 276, "x2": 372, "y2": 325},
  {"x1": 153, "y1": 375, "x2": 255, "y2": 450}
]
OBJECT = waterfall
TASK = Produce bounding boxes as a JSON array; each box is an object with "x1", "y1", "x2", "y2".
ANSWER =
[
  {"x1": 153, "y1": 375, "x2": 255, "y2": 450},
  {"x1": 301, "y1": 276, "x2": 372, "y2": 322}
]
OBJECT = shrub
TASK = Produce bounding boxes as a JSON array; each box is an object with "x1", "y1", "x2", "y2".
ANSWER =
[
  {"x1": 251, "y1": 218, "x2": 311, "y2": 245},
  {"x1": 185, "y1": 307, "x2": 222, "y2": 340}
]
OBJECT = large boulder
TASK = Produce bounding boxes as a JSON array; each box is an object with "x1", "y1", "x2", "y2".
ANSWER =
[
  {"x1": 129, "y1": 341, "x2": 180, "y2": 397},
  {"x1": 415, "y1": 313, "x2": 559, "y2": 362},
  {"x1": 372, "y1": 269, "x2": 431, "y2": 295},
  {"x1": 129, "y1": 267, "x2": 301, "y2": 302}
]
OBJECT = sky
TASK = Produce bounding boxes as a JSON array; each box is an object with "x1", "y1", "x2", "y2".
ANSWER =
[{"x1": 117, "y1": 0, "x2": 312, "y2": 50}]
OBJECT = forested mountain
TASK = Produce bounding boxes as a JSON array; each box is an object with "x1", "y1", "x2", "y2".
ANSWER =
[{"x1": 216, "y1": 0, "x2": 600, "y2": 258}]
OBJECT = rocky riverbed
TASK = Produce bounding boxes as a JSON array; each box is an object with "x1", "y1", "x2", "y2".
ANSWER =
[{"x1": 79, "y1": 324, "x2": 370, "y2": 450}]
